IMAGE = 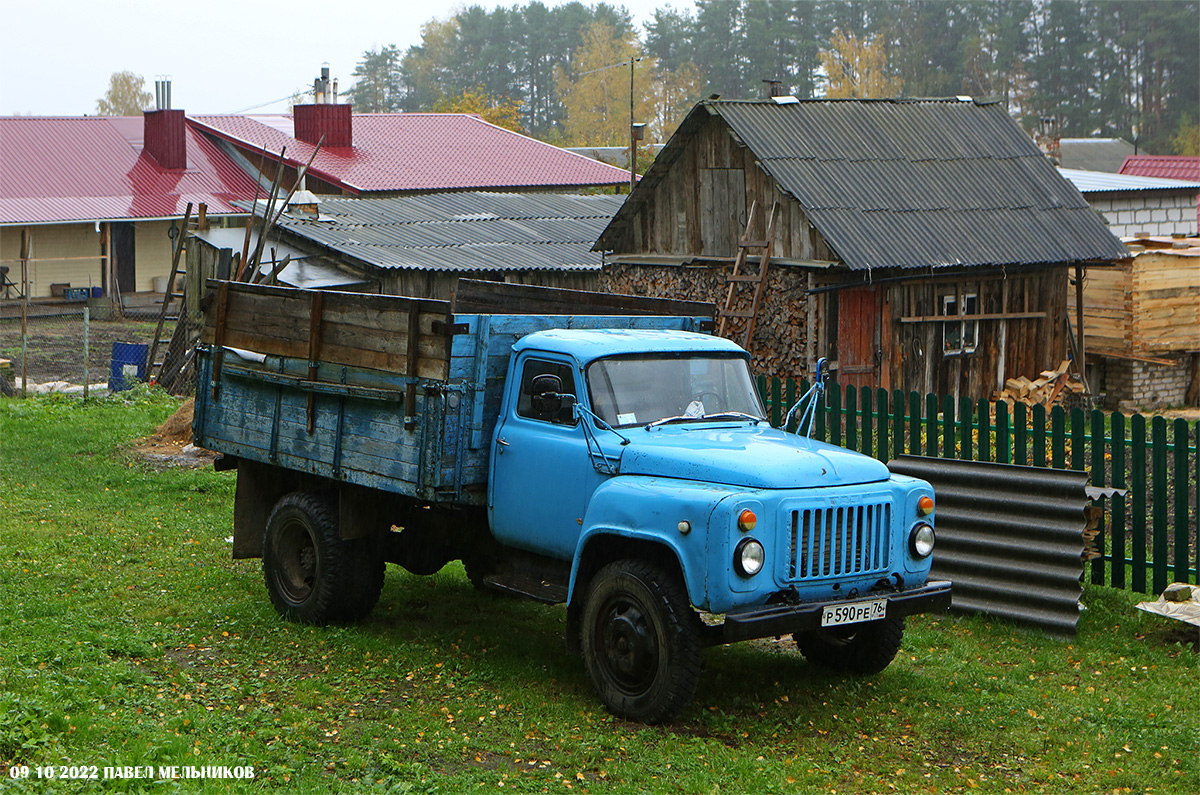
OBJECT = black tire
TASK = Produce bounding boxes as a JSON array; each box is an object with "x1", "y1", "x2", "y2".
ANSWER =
[
  {"x1": 793, "y1": 615, "x2": 905, "y2": 675},
  {"x1": 580, "y1": 560, "x2": 702, "y2": 724},
  {"x1": 262, "y1": 492, "x2": 384, "y2": 624}
]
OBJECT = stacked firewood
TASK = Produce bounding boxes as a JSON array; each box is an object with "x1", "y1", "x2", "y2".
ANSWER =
[
  {"x1": 996, "y1": 359, "x2": 1086, "y2": 408},
  {"x1": 601, "y1": 262, "x2": 812, "y2": 378}
]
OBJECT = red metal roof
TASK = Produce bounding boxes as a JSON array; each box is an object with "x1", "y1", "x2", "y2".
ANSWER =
[
  {"x1": 0, "y1": 116, "x2": 260, "y2": 225},
  {"x1": 190, "y1": 113, "x2": 632, "y2": 194},
  {"x1": 1119, "y1": 155, "x2": 1200, "y2": 182}
]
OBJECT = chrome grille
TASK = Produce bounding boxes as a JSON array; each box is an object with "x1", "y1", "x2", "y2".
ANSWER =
[{"x1": 787, "y1": 502, "x2": 891, "y2": 580}]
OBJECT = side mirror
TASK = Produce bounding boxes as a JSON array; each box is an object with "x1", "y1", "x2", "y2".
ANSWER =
[{"x1": 530, "y1": 374, "x2": 576, "y2": 422}]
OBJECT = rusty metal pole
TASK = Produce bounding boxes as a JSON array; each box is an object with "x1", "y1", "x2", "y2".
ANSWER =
[
  {"x1": 629, "y1": 58, "x2": 636, "y2": 194},
  {"x1": 20, "y1": 227, "x2": 29, "y2": 397}
]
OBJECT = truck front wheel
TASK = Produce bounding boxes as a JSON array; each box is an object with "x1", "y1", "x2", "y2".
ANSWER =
[
  {"x1": 580, "y1": 560, "x2": 702, "y2": 724},
  {"x1": 263, "y1": 492, "x2": 384, "y2": 624},
  {"x1": 793, "y1": 616, "x2": 905, "y2": 675}
]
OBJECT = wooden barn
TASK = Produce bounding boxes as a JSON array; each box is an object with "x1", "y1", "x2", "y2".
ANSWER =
[{"x1": 595, "y1": 98, "x2": 1130, "y2": 399}]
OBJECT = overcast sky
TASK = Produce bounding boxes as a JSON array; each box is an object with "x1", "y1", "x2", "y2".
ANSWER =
[{"x1": 6, "y1": 0, "x2": 671, "y2": 117}]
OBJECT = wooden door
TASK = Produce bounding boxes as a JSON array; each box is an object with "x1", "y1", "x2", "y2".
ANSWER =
[
  {"x1": 112, "y1": 222, "x2": 136, "y2": 296},
  {"x1": 837, "y1": 285, "x2": 881, "y2": 390}
]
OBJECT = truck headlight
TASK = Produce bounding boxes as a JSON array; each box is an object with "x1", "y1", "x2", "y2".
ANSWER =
[
  {"x1": 910, "y1": 523, "x2": 935, "y2": 558},
  {"x1": 734, "y1": 538, "x2": 765, "y2": 577}
]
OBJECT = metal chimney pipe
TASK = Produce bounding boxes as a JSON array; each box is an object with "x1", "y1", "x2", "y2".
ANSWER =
[
  {"x1": 165, "y1": 79, "x2": 171, "y2": 110},
  {"x1": 332, "y1": 78, "x2": 338, "y2": 104},
  {"x1": 154, "y1": 80, "x2": 162, "y2": 111}
]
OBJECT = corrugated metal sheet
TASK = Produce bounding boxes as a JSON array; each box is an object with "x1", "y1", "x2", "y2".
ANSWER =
[
  {"x1": 597, "y1": 99, "x2": 1130, "y2": 270},
  {"x1": 266, "y1": 192, "x2": 624, "y2": 273},
  {"x1": 1120, "y1": 155, "x2": 1200, "y2": 182},
  {"x1": 1060, "y1": 168, "x2": 1200, "y2": 193},
  {"x1": 192, "y1": 114, "x2": 631, "y2": 194},
  {"x1": 1059, "y1": 138, "x2": 1135, "y2": 173},
  {"x1": 888, "y1": 455, "x2": 1089, "y2": 638},
  {"x1": 0, "y1": 116, "x2": 260, "y2": 225}
]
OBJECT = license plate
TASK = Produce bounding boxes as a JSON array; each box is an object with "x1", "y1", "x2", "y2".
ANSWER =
[{"x1": 820, "y1": 597, "x2": 888, "y2": 627}]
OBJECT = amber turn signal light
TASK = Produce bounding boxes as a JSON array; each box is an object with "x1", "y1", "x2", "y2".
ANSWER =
[
  {"x1": 738, "y1": 509, "x2": 757, "y2": 532},
  {"x1": 918, "y1": 496, "x2": 935, "y2": 516}
]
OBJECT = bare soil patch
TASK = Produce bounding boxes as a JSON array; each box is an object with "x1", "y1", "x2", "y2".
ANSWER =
[{"x1": 132, "y1": 398, "x2": 217, "y2": 469}]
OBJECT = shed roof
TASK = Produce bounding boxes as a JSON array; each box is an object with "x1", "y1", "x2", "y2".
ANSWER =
[
  {"x1": 262, "y1": 192, "x2": 624, "y2": 273},
  {"x1": 1059, "y1": 168, "x2": 1200, "y2": 194},
  {"x1": 596, "y1": 98, "x2": 1129, "y2": 271},
  {"x1": 191, "y1": 113, "x2": 631, "y2": 194},
  {"x1": 1119, "y1": 155, "x2": 1200, "y2": 182},
  {"x1": 1058, "y1": 138, "x2": 1135, "y2": 173},
  {"x1": 0, "y1": 116, "x2": 259, "y2": 225}
]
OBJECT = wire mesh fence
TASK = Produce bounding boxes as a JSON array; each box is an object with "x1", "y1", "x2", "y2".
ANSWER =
[{"x1": 0, "y1": 303, "x2": 173, "y2": 396}]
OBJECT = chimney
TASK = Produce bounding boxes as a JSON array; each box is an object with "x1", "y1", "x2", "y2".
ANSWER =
[
  {"x1": 144, "y1": 107, "x2": 187, "y2": 170},
  {"x1": 293, "y1": 65, "x2": 352, "y2": 147}
]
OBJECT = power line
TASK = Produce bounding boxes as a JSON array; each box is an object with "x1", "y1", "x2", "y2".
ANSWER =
[{"x1": 230, "y1": 90, "x2": 310, "y2": 114}]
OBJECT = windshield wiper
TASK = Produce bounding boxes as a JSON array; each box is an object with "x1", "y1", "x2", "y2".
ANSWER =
[{"x1": 645, "y1": 412, "x2": 763, "y2": 429}]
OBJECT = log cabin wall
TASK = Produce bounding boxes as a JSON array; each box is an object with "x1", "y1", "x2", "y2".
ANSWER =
[
  {"x1": 619, "y1": 116, "x2": 834, "y2": 263},
  {"x1": 875, "y1": 268, "x2": 1069, "y2": 400}
]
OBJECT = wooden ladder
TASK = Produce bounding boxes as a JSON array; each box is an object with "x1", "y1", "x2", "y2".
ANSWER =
[
  {"x1": 717, "y1": 200, "x2": 779, "y2": 351},
  {"x1": 146, "y1": 203, "x2": 199, "y2": 383}
]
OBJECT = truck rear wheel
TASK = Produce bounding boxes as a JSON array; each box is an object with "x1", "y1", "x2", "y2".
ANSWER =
[
  {"x1": 580, "y1": 560, "x2": 702, "y2": 724},
  {"x1": 263, "y1": 492, "x2": 384, "y2": 624},
  {"x1": 793, "y1": 615, "x2": 905, "y2": 675}
]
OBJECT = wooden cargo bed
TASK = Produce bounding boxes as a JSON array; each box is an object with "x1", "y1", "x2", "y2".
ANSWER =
[{"x1": 194, "y1": 280, "x2": 715, "y2": 506}]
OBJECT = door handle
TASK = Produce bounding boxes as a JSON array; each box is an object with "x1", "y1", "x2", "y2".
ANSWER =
[{"x1": 497, "y1": 437, "x2": 510, "y2": 447}]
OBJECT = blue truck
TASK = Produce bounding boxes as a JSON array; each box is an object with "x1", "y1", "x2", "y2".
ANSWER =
[{"x1": 193, "y1": 279, "x2": 950, "y2": 723}]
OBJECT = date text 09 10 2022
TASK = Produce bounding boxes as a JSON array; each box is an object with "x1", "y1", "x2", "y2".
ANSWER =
[{"x1": 6, "y1": 765, "x2": 256, "y2": 780}]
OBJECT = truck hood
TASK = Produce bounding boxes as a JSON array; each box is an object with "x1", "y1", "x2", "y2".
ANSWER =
[{"x1": 617, "y1": 424, "x2": 891, "y2": 489}]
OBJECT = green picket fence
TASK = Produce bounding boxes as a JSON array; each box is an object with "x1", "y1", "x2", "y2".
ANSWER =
[{"x1": 756, "y1": 376, "x2": 1200, "y2": 596}]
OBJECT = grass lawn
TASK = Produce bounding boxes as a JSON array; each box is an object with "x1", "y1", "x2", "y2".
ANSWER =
[{"x1": 1, "y1": 392, "x2": 1196, "y2": 794}]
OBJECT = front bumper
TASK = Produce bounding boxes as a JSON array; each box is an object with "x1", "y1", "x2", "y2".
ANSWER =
[{"x1": 706, "y1": 580, "x2": 952, "y2": 646}]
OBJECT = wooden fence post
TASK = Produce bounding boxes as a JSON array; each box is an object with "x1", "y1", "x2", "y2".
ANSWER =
[
  {"x1": 1174, "y1": 419, "x2": 1192, "y2": 583},
  {"x1": 1131, "y1": 414, "x2": 1147, "y2": 593},
  {"x1": 1090, "y1": 407, "x2": 1107, "y2": 585},
  {"x1": 1112, "y1": 412, "x2": 1127, "y2": 589}
]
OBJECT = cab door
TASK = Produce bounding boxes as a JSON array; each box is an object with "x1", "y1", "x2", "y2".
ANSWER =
[{"x1": 488, "y1": 354, "x2": 601, "y2": 560}]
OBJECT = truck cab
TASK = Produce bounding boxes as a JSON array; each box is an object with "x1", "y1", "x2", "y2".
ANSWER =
[{"x1": 486, "y1": 329, "x2": 948, "y2": 722}]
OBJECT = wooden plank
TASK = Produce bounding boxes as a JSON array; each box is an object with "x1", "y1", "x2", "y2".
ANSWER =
[
  {"x1": 201, "y1": 281, "x2": 452, "y2": 381},
  {"x1": 898, "y1": 312, "x2": 1047, "y2": 323},
  {"x1": 452, "y1": 278, "x2": 716, "y2": 318}
]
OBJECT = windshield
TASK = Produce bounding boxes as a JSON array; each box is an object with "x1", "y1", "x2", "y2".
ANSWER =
[{"x1": 586, "y1": 354, "x2": 766, "y2": 428}]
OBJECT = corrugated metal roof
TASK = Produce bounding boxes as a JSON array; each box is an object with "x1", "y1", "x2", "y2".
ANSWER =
[
  {"x1": 1120, "y1": 155, "x2": 1200, "y2": 182},
  {"x1": 191, "y1": 114, "x2": 631, "y2": 194},
  {"x1": 0, "y1": 116, "x2": 259, "y2": 225},
  {"x1": 263, "y1": 192, "x2": 624, "y2": 273},
  {"x1": 597, "y1": 99, "x2": 1129, "y2": 270},
  {"x1": 1060, "y1": 167, "x2": 1200, "y2": 193},
  {"x1": 1059, "y1": 138, "x2": 1135, "y2": 173}
]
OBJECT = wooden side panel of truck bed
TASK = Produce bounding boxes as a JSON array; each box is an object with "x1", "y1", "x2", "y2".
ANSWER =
[{"x1": 194, "y1": 280, "x2": 715, "y2": 506}]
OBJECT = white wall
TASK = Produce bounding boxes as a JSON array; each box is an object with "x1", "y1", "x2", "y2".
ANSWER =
[{"x1": 1087, "y1": 192, "x2": 1199, "y2": 238}]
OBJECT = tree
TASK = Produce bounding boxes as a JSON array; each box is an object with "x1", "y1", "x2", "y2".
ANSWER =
[
  {"x1": 345, "y1": 45, "x2": 404, "y2": 112},
  {"x1": 819, "y1": 29, "x2": 903, "y2": 98},
  {"x1": 95, "y1": 71, "x2": 153, "y2": 116},
  {"x1": 431, "y1": 88, "x2": 526, "y2": 133},
  {"x1": 555, "y1": 20, "x2": 655, "y2": 146}
]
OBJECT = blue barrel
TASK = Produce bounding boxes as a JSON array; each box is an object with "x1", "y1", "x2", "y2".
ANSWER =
[{"x1": 109, "y1": 342, "x2": 149, "y2": 391}]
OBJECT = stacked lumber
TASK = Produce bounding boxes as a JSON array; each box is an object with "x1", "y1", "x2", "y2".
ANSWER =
[{"x1": 996, "y1": 359, "x2": 1086, "y2": 407}]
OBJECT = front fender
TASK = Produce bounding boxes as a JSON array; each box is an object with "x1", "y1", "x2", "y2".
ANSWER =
[{"x1": 567, "y1": 475, "x2": 743, "y2": 608}]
